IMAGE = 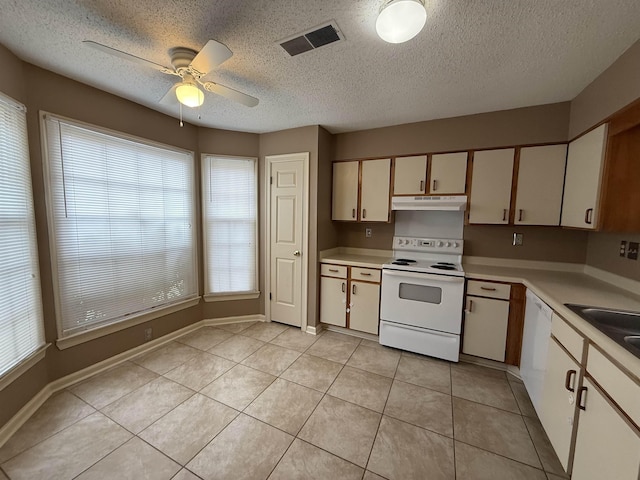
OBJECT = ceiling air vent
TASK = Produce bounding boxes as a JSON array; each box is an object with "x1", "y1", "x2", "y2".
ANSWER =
[{"x1": 278, "y1": 21, "x2": 344, "y2": 57}]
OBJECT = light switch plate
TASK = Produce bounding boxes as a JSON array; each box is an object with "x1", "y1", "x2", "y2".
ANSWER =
[
  {"x1": 513, "y1": 233, "x2": 523, "y2": 246},
  {"x1": 628, "y1": 242, "x2": 639, "y2": 261},
  {"x1": 365, "y1": 228, "x2": 372, "y2": 238}
]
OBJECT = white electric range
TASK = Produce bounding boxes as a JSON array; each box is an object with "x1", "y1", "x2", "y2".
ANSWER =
[{"x1": 380, "y1": 236, "x2": 465, "y2": 362}]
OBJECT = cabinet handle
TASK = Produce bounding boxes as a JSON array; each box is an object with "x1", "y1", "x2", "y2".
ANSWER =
[
  {"x1": 362, "y1": 209, "x2": 367, "y2": 219},
  {"x1": 502, "y1": 209, "x2": 507, "y2": 221},
  {"x1": 360, "y1": 272, "x2": 372, "y2": 276},
  {"x1": 480, "y1": 286, "x2": 497, "y2": 291},
  {"x1": 352, "y1": 208, "x2": 356, "y2": 219},
  {"x1": 352, "y1": 284, "x2": 356, "y2": 295},
  {"x1": 467, "y1": 299, "x2": 474, "y2": 313},
  {"x1": 564, "y1": 370, "x2": 577, "y2": 392},
  {"x1": 341, "y1": 282, "x2": 345, "y2": 293},
  {"x1": 584, "y1": 208, "x2": 593, "y2": 225},
  {"x1": 419, "y1": 180, "x2": 424, "y2": 191},
  {"x1": 432, "y1": 179, "x2": 438, "y2": 191},
  {"x1": 328, "y1": 268, "x2": 339, "y2": 273},
  {"x1": 518, "y1": 209, "x2": 523, "y2": 222},
  {"x1": 577, "y1": 385, "x2": 588, "y2": 411}
]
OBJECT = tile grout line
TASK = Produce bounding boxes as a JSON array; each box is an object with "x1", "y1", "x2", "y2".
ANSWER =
[{"x1": 450, "y1": 361, "x2": 458, "y2": 480}]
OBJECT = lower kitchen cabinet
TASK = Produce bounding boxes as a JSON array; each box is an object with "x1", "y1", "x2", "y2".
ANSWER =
[
  {"x1": 320, "y1": 263, "x2": 381, "y2": 335},
  {"x1": 571, "y1": 377, "x2": 640, "y2": 480},
  {"x1": 538, "y1": 337, "x2": 582, "y2": 472},
  {"x1": 462, "y1": 279, "x2": 513, "y2": 362},
  {"x1": 319, "y1": 276, "x2": 346, "y2": 327},
  {"x1": 348, "y1": 281, "x2": 380, "y2": 334},
  {"x1": 462, "y1": 296, "x2": 509, "y2": 361}
]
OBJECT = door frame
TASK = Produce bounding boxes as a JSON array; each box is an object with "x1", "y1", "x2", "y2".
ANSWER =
[{"x1": 265, "y1": 152, "x2": 310, "y2": 332}]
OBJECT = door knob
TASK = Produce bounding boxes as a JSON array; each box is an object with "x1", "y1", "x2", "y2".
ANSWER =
[{"x1": 293, "y1": 250, "x2": 301, "y2": 257}]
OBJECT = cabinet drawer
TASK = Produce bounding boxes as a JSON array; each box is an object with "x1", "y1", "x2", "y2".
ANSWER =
[
  {"x1": 351, "y1": 267, "x2": 381, "y2": 283},
  {"x1": 587, "y1": 346, "x2": 640, "y2": 427},
  {"x1": 466, "y1": 280, "x2": 511, "y2": 300},
  {"x1": 321, "y1": 264, "x2": 347, "y2": 278},
  {"x1": 551, "y1": 313, "x2": 585, "y2": 363}
]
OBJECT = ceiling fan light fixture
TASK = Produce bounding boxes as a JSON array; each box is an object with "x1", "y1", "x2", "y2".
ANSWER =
[
  {"x1": 376, "y1": 0, "x2": 427, "y2": 44},
  {"x1": 175, "y1": 81, "x2": 204, "y2": 107}
]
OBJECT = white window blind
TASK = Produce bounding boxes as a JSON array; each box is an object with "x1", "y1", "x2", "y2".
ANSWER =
[
  {"x1": 43, "y1": 115, "x2": 198, "y2": 337},
  {"x1": 0, "y1": 93, "x2": 45, "y2": 378},
  {"x1": 202, "y1": 155, "x2": 258, "y2": 296}
]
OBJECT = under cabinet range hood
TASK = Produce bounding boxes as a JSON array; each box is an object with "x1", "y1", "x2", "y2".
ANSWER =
[{"x1": 391, "y1": 195, "x2": 468, "y2": 211}]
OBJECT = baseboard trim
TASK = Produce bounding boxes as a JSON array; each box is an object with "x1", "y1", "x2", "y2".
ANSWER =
[
  {"x1": 323, "y1": 325, "x2": 379, "y2": 342},
  {"x1": 305, "y1": 325, "x2": 320, "y2": 335},
  {"x1": 0, "y1": 314, "x2": 264, "y2": 449}
]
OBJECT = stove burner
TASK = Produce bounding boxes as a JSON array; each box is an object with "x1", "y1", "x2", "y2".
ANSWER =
[
  {"x1": 436, "y1": 262, "x2": 455, "y2": 266},
  {"x1": 392, "y1": 261, "x2": 410, "y2": 265},
  {"x1": 431, "y1": 264, "x2": 456, "y2": 271},
  {"x1": 395, "y1": 258, "x2": 417, "y2": 263}
]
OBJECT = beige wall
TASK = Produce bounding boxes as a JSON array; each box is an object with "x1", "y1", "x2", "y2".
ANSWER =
[
  {"x1": 569, "y1": 39, "x2": 640, "y2": 139},
  {"x1": 586, "y1": 233, "x2": 640, "y2": 282},
  {"x1": 334, "y1": 102, "x2": 570, "y2": 160},
  {"x1": 259, "y1": 126, "x2": 320, "y2": 327}
]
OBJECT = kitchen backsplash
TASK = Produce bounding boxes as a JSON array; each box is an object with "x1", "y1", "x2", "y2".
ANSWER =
[
  {"x1": 335, "y1": 222, "x2": 590, "y2": 264},
  {"x1": 586, "y1": 232, "x2": 640, "y2": 282}
]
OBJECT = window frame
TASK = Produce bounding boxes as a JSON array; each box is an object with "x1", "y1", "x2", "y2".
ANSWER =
[
  {"x1": 201, "y1": 153, "x2": 260, "y2": 302},
  {"x1": 40, "y1": 111, "x2": 200, "y2": 348}
]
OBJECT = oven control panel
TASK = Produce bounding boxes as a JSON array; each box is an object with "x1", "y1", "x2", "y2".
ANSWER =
[{"x1": 393, "y1": 236, "x2": 463, "y2": 254}]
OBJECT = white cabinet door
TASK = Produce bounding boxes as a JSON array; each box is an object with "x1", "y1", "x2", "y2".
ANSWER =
[
  {"x1": 462, "y1": 296, "x2": 509, "y2": 362},
  {"x1": 571, "y1": 377, "x2": 640, "y2": 480},
  {"x1": 538, "y1": 338, "x2": 580, "y2": 473},
  {"x1": 349, "y1": 281, "x2": 380, "y2": 334},
  {"x1": 320, "y1": 276, "x2": 347, "y2": 327},
  {"x1": 430, "y1": 152, "x2": 468, "y2": 194},
  {"x1": 468, "y1": 149, "x2": 514, "y2": 224},
  {"x1": 561, "y1": 124, "x2": 608, "y2": 229},
  {"x1": 361, "y1": 158, "x2": 391, "y2": 222},
  {"x1": 332, "y1": 161, "x2": 359, "y2": 221},
  {"x1": 393, "y1": 155, "x2": 427, "y2": 195},
  {"x1": 515, "y1": 145, "x2": 567, "y2": 226}
]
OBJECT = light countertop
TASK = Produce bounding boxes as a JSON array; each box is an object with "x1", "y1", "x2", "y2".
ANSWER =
[
  {"x1": 319, "y1": 248, "x2": 640, "y2": 380},
  {"x1": 464, "y1": 262, "x2": 640, "y2": 380}
]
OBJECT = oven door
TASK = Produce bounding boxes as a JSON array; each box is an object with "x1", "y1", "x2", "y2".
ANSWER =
[{"x1": 380, "y1": 269, "x2": 464, "y2": 334}]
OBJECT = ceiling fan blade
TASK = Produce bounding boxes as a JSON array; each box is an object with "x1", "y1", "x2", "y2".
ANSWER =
[
  {"x1": 159, "y1": 84, "x2": 179, "y2": 105},
  {"x1": 83, "y1": 41, "x2": 176, "y2": 75},
  {"x1": 189, "y1": 40, "x2": 233, "y2": 75},
  {"x1": 202, "y1": 82, "x2": 259, "y2": 107}
]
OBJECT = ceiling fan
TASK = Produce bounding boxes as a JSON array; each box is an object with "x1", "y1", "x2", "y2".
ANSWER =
[{"x1": 84, "y1": 40, "x2": 259, "y2": 109}]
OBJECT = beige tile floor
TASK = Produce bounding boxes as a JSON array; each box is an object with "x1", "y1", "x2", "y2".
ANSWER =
[{"x1": 0, "y1": 322, "x2": 568, "y2": 480}]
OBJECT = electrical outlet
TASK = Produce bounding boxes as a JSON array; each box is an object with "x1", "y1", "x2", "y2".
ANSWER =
[
  {"x1": 365, "y1": 228, "x2": 372, "y2": 238},
  {"x1": 144, "y1": 328, "x2": 152, "y2": 342},
  {"x1": 512, "y1": 233, "x2": 523, "y2": 246},
  {"x1": 620, "y1": 241, "x2": 627, "y2": 257},
  {"x1": 628, "y1": 242, "x2": 639, "y2": 261}
]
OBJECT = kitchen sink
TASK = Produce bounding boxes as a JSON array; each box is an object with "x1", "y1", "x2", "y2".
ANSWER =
[{"x1": 564, "y1": 304, "x2": 640, "y2": 359}]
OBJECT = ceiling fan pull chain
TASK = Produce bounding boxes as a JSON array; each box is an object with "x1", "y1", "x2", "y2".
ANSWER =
[{"x1": 179, "y1": 102, "x2": 184, "y2": 127}]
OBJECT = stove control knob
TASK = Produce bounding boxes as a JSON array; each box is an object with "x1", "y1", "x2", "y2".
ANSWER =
[
  {"x1": 452, "y1": 242, "x2": 459, "y2": 248},
  {"x1": 397, "y1": 239, "x2": 403, "y2": 245},
  {"x1": 436, "y1": 241, "x2": 444, "y2": 247},
  {"x1": 445, "y1": 242, "x2": 451, "y2": 247}
]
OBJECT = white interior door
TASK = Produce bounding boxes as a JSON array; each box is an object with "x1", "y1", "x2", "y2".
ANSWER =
[{"x1": 268, "y1": 154, "x2": 308, "y2": 327}]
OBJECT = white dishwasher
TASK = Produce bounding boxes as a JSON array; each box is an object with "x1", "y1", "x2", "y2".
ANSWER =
[{"x1": 520, "y1": 289, "x2": 553, "y2": 415}]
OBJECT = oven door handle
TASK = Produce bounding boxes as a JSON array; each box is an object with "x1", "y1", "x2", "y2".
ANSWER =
[{"x1": 382, "y1": 269, "x2": 464, "y2": 283}]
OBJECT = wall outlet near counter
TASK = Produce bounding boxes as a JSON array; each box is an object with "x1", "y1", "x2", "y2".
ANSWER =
[
  {"x1": 628, "y1": 242, "x2": 639, "y2": 260},
  {"x1": 620, "y1": 240, "x2": 627, "y2": 257},
  {"x1": 512, "y1": 233, "x2": 523, "y2": 246},
  {"x1": 144, "y1": 328, "x2": 153, "y2": 342}
]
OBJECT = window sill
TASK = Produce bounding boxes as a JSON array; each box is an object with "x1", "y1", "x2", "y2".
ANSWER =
[
  {"x1": 55, "y1": 297, "x2": 201, "y2": 350},
  {"x1": 0, "y1": 343, "x2": 51, "y2": 392},
  {"x1": 204, "y1": 291, "x2": 261, "y2": 302}
]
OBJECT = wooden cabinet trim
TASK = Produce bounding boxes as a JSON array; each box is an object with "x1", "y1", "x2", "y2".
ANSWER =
[{"x1": 505, "y1": 283, "x2": 526, "y2": 366}]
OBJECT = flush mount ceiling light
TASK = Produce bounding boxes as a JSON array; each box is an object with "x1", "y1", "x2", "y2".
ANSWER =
[
  {"x1": 376, "y1": 0, "x2": 427, "y2": 44},
  {"x1": 175, "y1": 74, "x2": 204, "y2": 107}
]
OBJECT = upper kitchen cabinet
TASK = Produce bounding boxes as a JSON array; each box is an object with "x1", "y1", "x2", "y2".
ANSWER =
[
  {"x1": 429, "y1": 152, "x2": 468, "y2": 194},
  {"x1": 361, "y1": 158, "x2": 391, "y2": 221},
  {"x1": 515, "y1": 144, "x2": 567, "y2": 226},
  {"x1": 561, "y1": 124, "x2": 607, "y2": 229},
  {"x1": 332, "y1": 161, "x2": 359, "y2": 221},
  {"x1": 393, "y1": 155, "x2": 427, "y2": 195},
  {"x1": 332, "y1": 158, "x2": 391, "y2": 222},
  {"x1": 468, "y1": 148, "x2": 515, "y2": 224}
]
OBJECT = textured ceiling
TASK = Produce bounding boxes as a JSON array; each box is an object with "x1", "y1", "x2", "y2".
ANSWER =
[{"x1": 0, "y1": 0, "x2": 639, "y2": 133}]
